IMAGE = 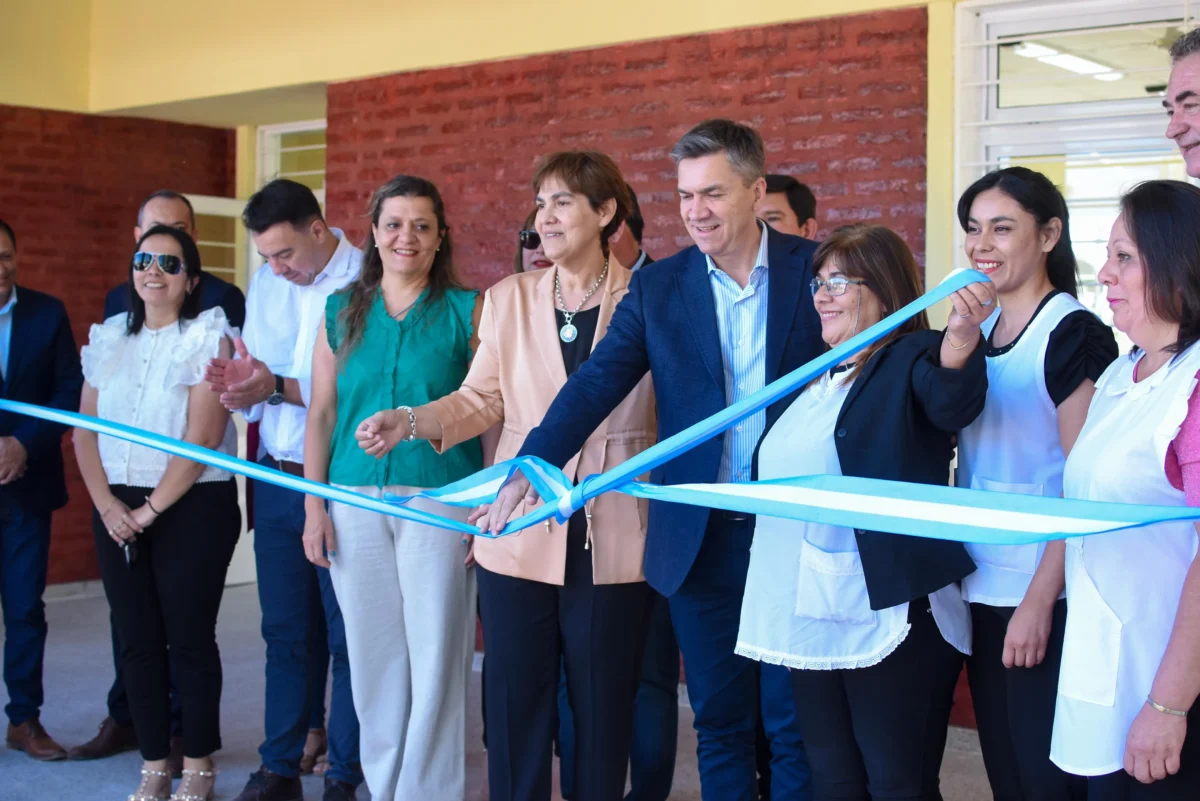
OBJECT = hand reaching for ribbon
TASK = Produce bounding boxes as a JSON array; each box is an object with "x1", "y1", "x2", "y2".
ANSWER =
[{"x1": 470, "y1": 473, "x2": 539, "y2": 536}]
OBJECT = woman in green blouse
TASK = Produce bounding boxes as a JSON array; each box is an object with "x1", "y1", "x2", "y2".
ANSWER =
[{"x1": 302, "y1": 175, "x2": 482, "y2": 801}]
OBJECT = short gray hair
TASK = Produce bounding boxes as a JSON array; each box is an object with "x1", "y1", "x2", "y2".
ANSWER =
[
  {"x1": 1170, "y1": 27, "x2": 1200, "y2": 63},
  {"x1": 670, "y1": 119, "x2": 766, "y2": 186}
]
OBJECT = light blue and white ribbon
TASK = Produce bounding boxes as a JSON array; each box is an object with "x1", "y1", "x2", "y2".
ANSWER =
[{"x1": 7, "y1": 268, "x2": 1198, "y2": 543}]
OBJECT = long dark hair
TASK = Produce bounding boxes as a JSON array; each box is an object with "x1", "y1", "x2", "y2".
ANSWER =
[
  {"x1": 957, "y1": 167, "x2": 1078, "y2": 297},
  {"x1": 1120, "y1": 180, "x2": 1200, "y2": 356},
  {"x1": 812, "y1": 224, "x2": 929, "y2": 384},
  {"x1": 337, "y1": 175, "x2": 462, "y2": 357},
  {"x1": 125, "y1": 225, "x2": 202, "y2": 335}
]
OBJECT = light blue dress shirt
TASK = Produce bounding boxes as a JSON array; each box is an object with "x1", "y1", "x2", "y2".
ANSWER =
[
  {"x1": 706, "y1": 224, "x2": 770, "y2": 483},
  {"x1": 0, "y1": 287, "x2": 17, "y2": 383}
]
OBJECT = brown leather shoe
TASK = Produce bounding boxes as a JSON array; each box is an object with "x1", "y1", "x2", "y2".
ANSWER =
[
  {"x1": 67, "y1": 716, "x2": 138, "y2": 760},
  {"x1": 5, "y1": 716, "x2": 67, "y2": 761},
  {"x1": 168, "y1": 736, "x2": 185, "y2": 779}
]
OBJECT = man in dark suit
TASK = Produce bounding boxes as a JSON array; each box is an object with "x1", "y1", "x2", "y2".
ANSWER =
[
  {"x1": 70, "y1": 189, "x2": 246, "y2": 769},
  {"x1": 483, "y1": 120, "x2": 823, "y2": 801},
  {"x1": 0, "y1": 218, "x2": 83, "y2": 761},
  {"x1": 101, "y1": 190, "x2": 246, "y2": 328}
]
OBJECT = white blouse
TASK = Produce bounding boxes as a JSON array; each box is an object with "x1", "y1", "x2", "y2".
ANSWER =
[
  {"x1": 737, "y1": 367, "x2": 971, "y2": 671},
  {"x1": 81, "y1": 308, "x2": 236, "y2": 487}
]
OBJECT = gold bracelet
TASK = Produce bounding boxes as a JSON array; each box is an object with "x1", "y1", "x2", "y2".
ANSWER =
[
  {"x1": 1147, "y1": 696, "x2": 1189, "y2": 717},
  {"x1": 946, "y1": 333, "x2": 971, "y2": 351}
]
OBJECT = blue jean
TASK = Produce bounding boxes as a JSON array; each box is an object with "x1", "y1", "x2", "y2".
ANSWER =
[
  {"x1": 668, "y1": 516, "x2": 811, "y2": 801},
  {"x1": 252, "y1": 464, "x2": 360, "y2": 786},
  {"x1": 557, "y1": 590, "x2": 679, "y2": 801},
  {"x1": 0, "y1": 493, "x2": 50, "y2": 726}
]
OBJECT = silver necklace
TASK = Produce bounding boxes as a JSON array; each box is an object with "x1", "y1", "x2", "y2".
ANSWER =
[
  {"x1": 389, "y1": 295, "x2": 421, "y2": 320},
  {"x1": 554, "y1": 259, "x2": 608, "y2": 343}
]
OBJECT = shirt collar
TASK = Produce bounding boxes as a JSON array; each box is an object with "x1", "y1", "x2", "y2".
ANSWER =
[
  {"x1": 0, "y1": 286, "x2": 17, "y2": 316},
  {"x1": 705, "y1": 220, "x2": 769, "y2": 277},
  {"x1": 630, "y1": 250, "x2": 649, "y2": 272},
  {"x1": 312, "y1": 228, "x2": 356, "y2": 284}
]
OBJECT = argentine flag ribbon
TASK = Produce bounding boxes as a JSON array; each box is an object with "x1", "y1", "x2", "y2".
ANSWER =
[{"x1": 4, "y1": 268, "x2": 1196, "y2": 543}]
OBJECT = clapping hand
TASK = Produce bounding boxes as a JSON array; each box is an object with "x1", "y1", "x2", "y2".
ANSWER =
[{"x1": 205, "y1": 338, "x2": 274, "y2": 410}]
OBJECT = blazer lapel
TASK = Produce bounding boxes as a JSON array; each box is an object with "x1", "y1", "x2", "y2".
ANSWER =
[
  {"x1": 836, "y1": 341, "x2": 887, "y2": 426},
  {"x1": 765, "y1": 229, "x2": 804, "y2": 384},
  {"x1": 530, "y1": 267, "x2": 569, "y2": 388},
  {"x1": 674, "y1": 249, "x2": 724, "y2": 389}
]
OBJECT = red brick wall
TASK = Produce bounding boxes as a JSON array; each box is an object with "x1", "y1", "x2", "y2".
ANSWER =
[
  {"x1": 324, "y1": 6, "x2": 929, "y2": 287},
  {"x1": 0, "y1": 105, "x2": 235, "y2": 584}
]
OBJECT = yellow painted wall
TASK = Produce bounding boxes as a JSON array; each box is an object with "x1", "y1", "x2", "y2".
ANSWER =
[
  {"x1": 88, "y1": 0, "x2": 923, "y2": 112},
  {"x1": 924, "y1": 0, "x2": 957, "y2": 312},
  {"x1": 0, "y1": 0, "x2": 91, "y2": 112}
]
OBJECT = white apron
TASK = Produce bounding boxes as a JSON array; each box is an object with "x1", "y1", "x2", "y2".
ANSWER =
[
  {"x1": 959, "y1": 293, "x2": 1091, "y2": 607},
  {"x1": 1051, "y1": 346, "x2": 1200, "y2": 776},
  {"x1": 736, "y1": 368, "x2": 969, "y2": 670}
]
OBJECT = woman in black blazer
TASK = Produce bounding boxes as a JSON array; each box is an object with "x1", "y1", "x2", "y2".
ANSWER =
[{"x1": 736, "y1": 223, "x2": 993, "y2": 800}]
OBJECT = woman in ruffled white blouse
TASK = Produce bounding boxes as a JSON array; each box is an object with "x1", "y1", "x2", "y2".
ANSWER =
[{"x1": 72, "y1": 225, "x2": 241, "y2": 801}]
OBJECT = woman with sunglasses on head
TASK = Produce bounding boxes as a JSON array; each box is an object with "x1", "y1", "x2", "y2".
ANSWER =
[
  {"x1": 955, "y1": 167, "x2": 1117, "y2": 801},
  {"x1": 355, "y1": 151, "x2": 655, "y2": 801},
  {"x1": 736, "y1": 224, "x2": 994, "y2": 800},
  {"x1": 1050, "y1": 180, "x2": 1200, "y2": 799},
  {"x1": 515, "y1": 209, "x2": 554, "y2": 273},
  {"x1": 73, "y1": 226, "x2": 241, "y2": 801}
]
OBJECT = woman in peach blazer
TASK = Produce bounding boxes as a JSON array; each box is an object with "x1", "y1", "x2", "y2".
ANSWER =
[{"x1": 355, "y1": 151, "x2": 655, "y2": 801}]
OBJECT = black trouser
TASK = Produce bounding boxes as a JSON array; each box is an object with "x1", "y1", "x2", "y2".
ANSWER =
[
  {"x1": 788, "y1": 598, "x2": 963, "y2": 801},
  {"x1": 967, "y1": 600, "x2": 1086, "y2": 801},
  {"x1": 108, "y1": 611, "x2": 182, "y2": 735},
  {"x1": 478, "y1": 512, "x2": 652, "y2": 801},
  {"x1": 1086, "y1": 704, "x2": 1200, "y2": 801},
  {"x1": 93, "y1": 482, "x2": 240, "y2": 761}
]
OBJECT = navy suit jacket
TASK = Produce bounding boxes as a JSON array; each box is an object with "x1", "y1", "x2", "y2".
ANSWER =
[
  {"x1": 520, "y1": 225, "x2": 824, "y2": 595},
  {"x1": 0, "y1": 286, "x2": 83, "y2": 513},
  {"x1": 104, "y1": 271, "x2": 246, "y2": 329}
]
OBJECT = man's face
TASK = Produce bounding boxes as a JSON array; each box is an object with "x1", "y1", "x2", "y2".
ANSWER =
[
  {"x1": 677, "y1": 153, "x2": 765, "y2": 260},
  {"x1": 757, "y1": 193, "x2": 804, "y2": 236},
  {"x1": 0, "y1": 231, "x2": 14, "y2": 301},
  {"x1": 1166, "y1": 52, "x2": 1200, "y2": 178},
  {"x1": 252, "y1": 220, "x2": 330, "y2": 286},
  {"x1": 134, "y1": 196, "x2": 195, "y2": 241}
]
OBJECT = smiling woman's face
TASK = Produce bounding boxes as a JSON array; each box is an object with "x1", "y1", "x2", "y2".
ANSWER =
[{"x1": 133, "y1": 233, "x2": 192, "y2": 315}]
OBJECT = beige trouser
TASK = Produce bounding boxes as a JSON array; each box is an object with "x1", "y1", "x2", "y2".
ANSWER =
[{"x1": 328, "y1": 485, "x2": 476, "y2": 801}]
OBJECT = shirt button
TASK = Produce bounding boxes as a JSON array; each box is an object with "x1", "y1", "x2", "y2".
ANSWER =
[
  {"x1": 738, "y1": 382, "x2": 745, "y2": 390},
  {"x1": 836, "y1": 428, "x2": 847, "y2": 438},
  {"x1": 736, "y1": 425, "x2": 743, "y2": 432}
]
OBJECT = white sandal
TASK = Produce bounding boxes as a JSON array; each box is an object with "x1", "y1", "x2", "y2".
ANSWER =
[
  {"x1": 128, "y1": 768, "x2": 171, "y2": 801},
  {"x1": 170, "y1": 768, "x2": 217, "y2": 801}
]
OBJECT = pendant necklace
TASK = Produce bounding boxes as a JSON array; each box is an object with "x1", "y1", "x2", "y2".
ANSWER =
[{"x1": 554, "y1": 259, "x2": 609, "y2": 343}]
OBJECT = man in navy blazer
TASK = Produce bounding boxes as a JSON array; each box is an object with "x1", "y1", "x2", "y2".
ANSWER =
[
  {"x1": 485, "y1": 120, "x2": 825, "y2": 801},
  {"x1": 0, "y1": 218, "x2": 83, "y2": 760},
  {"x1": 102, "y1": 190, "x2": 246, "y2": 328}
]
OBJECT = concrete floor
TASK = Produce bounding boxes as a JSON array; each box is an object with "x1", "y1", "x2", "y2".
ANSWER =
[{"x1": 1, "y1": 583, "x2": 991, "y2": 800}]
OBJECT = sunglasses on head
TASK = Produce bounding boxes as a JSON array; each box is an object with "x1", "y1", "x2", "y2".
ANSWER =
[
  {"x1": 519, "y1": 229, "x2": 541, "y2": 251},
  {"x1": 132, "y1": 251, "x2": 185, "y2": 275}
]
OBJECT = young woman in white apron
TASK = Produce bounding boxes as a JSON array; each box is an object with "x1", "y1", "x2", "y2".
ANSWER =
[
  {"x1": 1054, "y1": 180, "x2": 1200, "y2": 800},
  {"x1": 736, "y1": 224, "x2": 995, "y2": 799},
  {"x1": 956, "y1": 168, "x2": 1118, "y2": 801}
]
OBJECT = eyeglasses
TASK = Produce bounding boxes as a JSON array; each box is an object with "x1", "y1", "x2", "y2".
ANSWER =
[
  {"x1": 810, "y1": 276, "x2": 866, "y2": 297},
  {"x1": 519, "y1": 229, "x2": 541, "y2": 250},
  {"x1": 132, "y1": 252, "x2": 184, "y2": 275}
]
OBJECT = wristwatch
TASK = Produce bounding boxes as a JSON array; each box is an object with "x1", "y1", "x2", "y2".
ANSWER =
[{"x1": 267, "y1": 375, "x2": 285, "y2": 406}]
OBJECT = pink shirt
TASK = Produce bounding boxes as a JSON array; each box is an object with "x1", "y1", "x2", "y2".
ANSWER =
[{"x1": 1149, "y1": 365, "x2": 1200, "y2": 505}]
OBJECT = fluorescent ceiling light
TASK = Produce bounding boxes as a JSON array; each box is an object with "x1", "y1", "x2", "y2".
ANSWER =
[
  {"x1": 1013, "y1": 42, "x2": 1059, "y2": 59},
  {"x1": 1039, "y1": 53, "x2": 1112, "y2": 75},
  {"x1": 1093, "y1": 72, "x2": 1124, "y2": 82}
]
